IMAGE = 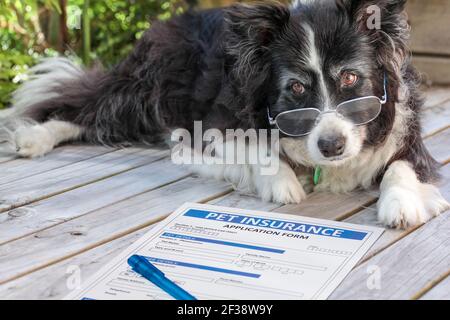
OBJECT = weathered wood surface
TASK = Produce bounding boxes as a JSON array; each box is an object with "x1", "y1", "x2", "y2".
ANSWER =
[
  {"x1": 0, "y1": 87, "x2": 449, "y2": 300},
  {"x1": 0, "y1": 148, "x2": 169, "y2": 213},
  {"x1": 0, "y1": 225, "x2": 156, "y2": 299},
  {"x1": 0, "y1": 151, "x2": 16, "y2": 164},
  {"x1": 0, "y1": 177, "x2": 231, "y2": 284},
  {"x1": 422, "y1": 100, "x2": 450, "y2": 137},
  {"x1": 330, "y1": 208, "x2": 450, "y2": 300},
  {"x1": 407, "y1": 0, "x2": 450, "y2": 85},
  {"x1": 0, "y1": 145, "x2": 114, "y2": 185},
  {"x1": 425, "y1": 128, "x2": 450, "y2": 164},
  {"x1": 0, "y1": 159, "x2": 191, "y2": 245},
  {"x1": 408, "y1": 0, "x2": 450, "y2": 56},
  {"x1": 414, "y1": 57, "x2": 450, "y2": 86},
  {"x1": 423, "y1": 87, "x2": 450, "y2": 108},
  {"x1": 420, "y1": 274, "x2": 450, "y2": 300}
]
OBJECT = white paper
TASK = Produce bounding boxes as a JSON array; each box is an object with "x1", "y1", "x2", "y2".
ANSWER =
[{"x1": 65, "y1": 203, "x2": 383, "y2": 300}]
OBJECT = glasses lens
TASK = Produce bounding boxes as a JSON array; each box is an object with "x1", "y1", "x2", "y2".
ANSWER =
[
  {"x1": 275, "y1": 109, "x2": 321, "y2": 136},
  {"x1": 336, "y1": 97, "x2": 382, "y2": 125}
]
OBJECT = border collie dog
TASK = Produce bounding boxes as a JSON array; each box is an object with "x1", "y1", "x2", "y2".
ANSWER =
[{"x1": 1, "y1": 0, "x2": 448, "y2": 228}]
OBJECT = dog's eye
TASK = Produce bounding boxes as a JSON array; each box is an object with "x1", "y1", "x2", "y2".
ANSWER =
[
  {"x1": 290, "y1": 81, "x2": 305, "y2": 96},
  {"x1": 341, "y1": 72, "x2": 358, "y2": 87}
]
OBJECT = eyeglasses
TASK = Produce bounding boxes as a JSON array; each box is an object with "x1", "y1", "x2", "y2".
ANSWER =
[{"x1": 268, "y1": 74, "x2": 388, "y2": 137}]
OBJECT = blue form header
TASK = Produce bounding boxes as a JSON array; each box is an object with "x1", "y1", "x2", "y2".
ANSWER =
[
  {"x1": 162, "y1": 232, "x2": 285, "y2": 254},
  {"x1": 183, "y1": 209, "x2": 368, "y2": 240}
]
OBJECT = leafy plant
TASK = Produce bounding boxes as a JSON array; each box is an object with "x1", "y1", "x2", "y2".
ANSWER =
[{"x1": 0, "y1": 0, "x2": 187, "y2": 109}]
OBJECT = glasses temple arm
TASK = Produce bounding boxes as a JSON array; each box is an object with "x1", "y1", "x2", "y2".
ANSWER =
[
  {"x1": 267, "y1": 106, "x2": 276, "y2": 124},
  {"x1": 381, "y1": 72, "x2": 388, "y2": 104}
]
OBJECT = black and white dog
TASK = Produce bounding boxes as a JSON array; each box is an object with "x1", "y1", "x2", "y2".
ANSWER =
[{"x1": 1, "y1": 0, "x2": 448, "y2": 228}]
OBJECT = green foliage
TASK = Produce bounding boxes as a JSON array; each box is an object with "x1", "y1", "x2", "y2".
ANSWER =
[
  {"x1": 0, "y1": 0, "x2": 186, "y2": 109},
  {"x1": 79, "y1": 0, "x2": 186, "y2": 66},
  {"x1": 0, "y1": 0, "x2": 60, "y2": 108},
  {"x1": 0, "y1": 51, "x2": 33, "y2": 109}
]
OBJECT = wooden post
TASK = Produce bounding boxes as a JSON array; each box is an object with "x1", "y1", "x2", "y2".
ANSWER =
[
  {"x1": 82, "y1": 0, "x2": 91, "y2": 66},
  {"x1": 59, "y1": 0, "x2": 69, "y2": 52}
]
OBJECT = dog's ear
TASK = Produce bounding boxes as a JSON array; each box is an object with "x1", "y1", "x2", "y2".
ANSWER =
[
  {"x1": 338, "y1": 0, "x2": 409, "y2": 78},
  {"x1": 224, "y1": 2, "x2": 290, "y2": 47},
  {"x1": 224, "y1": 2, "x2": 290, "y2": 79},
  {"x1": 223, "y1": 2, "x2": 290, "y2": 124}
]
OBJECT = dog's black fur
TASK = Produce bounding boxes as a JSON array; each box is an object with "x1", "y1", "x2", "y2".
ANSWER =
[{"x1": 19, "y1": 0, "x2": 439, "y2": 182}]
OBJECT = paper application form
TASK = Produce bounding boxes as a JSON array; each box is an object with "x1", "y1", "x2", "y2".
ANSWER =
[{"x1": 66, "y1": 203, "x2": 383, "y2": 300}]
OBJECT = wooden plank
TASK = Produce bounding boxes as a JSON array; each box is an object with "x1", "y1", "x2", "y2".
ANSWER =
[
  {"x1": 0, "y1": 141, "x2": 17, "y2": 163},
  {"x1": 419, "y1": 275, "x2": 450, "y2": 300},
  {"x1": 0, "y1": 145, "x2": 115, "y2": 185},
  {"x1": 0, "y1": 225, "x2": 155, "y2": 300},
  {"x1": 422, "y1": 99, "x2": 450, "y2": 137},
  {"x1": 423, "y1": 87, "x2": 450, "y2": 109},
  {"x1": 210, "y1": 192, "x2": 283, "y2": 212},
  {"x1": 414, "y1": 56, "x2": 450, "y2": 86},
  {"x1": 0, "y1": 159, "x2": 190, "y2": 245},
  {"x1": 275, "y1": 190, "x2": 377, "y2": 220},
  {"x1": 329, "y1": 210, "x2": 450, "y2": 300},
  {"x1": 424, "y1": 127, "x2": 450, "y2": 164},
  {"x1": 0, "y1": 147, "x2": 168, "y2": 213},
  {"x1": 0, "y1": 177, "x2": 231, "y2": 284},
  {"x1": 407, "y1": 0, "x2": 450, "y2": 56},
  {"x1": 406, "y1": 0, "x2": 450, "y2": 55},
  {"x1": 0, "y1": 152, "x2": 16, "y2": 164},
  {"x1": 210, "y1": 183, "x2": 376, "y2": 223}
]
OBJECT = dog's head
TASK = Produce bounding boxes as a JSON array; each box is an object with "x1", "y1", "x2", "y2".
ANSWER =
[{"x1": 225, "y1": 0, "x2": 410, "y2": 167}]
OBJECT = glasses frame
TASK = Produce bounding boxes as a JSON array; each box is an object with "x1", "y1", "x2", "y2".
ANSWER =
[{"x1": 268, "y1": 73, "x2": 388, "y2": 137}]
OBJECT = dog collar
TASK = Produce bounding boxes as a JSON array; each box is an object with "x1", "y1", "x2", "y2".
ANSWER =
[{"x1": 313, "y1": 166, "x2": 322, "y2": 185}]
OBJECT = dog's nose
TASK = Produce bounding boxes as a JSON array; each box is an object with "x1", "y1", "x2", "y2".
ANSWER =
[{"x1": 318, "y1": 135, "x2": 346, "y2": 158}]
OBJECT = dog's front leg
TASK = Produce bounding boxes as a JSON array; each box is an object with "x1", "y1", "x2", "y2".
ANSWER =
[
  {"x1": 192, "y1": 160, "x2": 307, "y2": 204},
  {"x1": 377, "y1": 160, "x2": 449, "y2": 228}
]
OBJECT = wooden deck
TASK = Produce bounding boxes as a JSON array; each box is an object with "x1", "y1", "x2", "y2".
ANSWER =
[{"x1": 0, "y1": 87, "x2": 449, "y2": 300}]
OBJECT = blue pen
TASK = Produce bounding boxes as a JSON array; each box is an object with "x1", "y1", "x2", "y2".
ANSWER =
[{"x1": 127, "y1": 254, "x2": 197, "y2": 300}]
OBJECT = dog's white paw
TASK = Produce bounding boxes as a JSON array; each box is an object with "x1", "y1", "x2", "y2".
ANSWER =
[
  {"x1": 420, "y1": 183, "x2": 450, "y2": 217},
  {"x1": 271, "y1": 175, "x2": 306, "y2": 204},
  {"x1": 257, "y1": 168, "x2": 307, "y2": 204},
  {"x1": 377, "y1": 186, "x2": 428, "y2": 228},
  {"x1": 14, "y1": 125, "x2": 55, "y2": 158},
  {"x1": 378, "y1": 160, "x2": 450, "y2": 229},
  {"x1": 377, "y1": 184, "x2": 449, "y2": 229},
  {"x1": 191, "y1": 159, "x2": 307, "y2": 204}
]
